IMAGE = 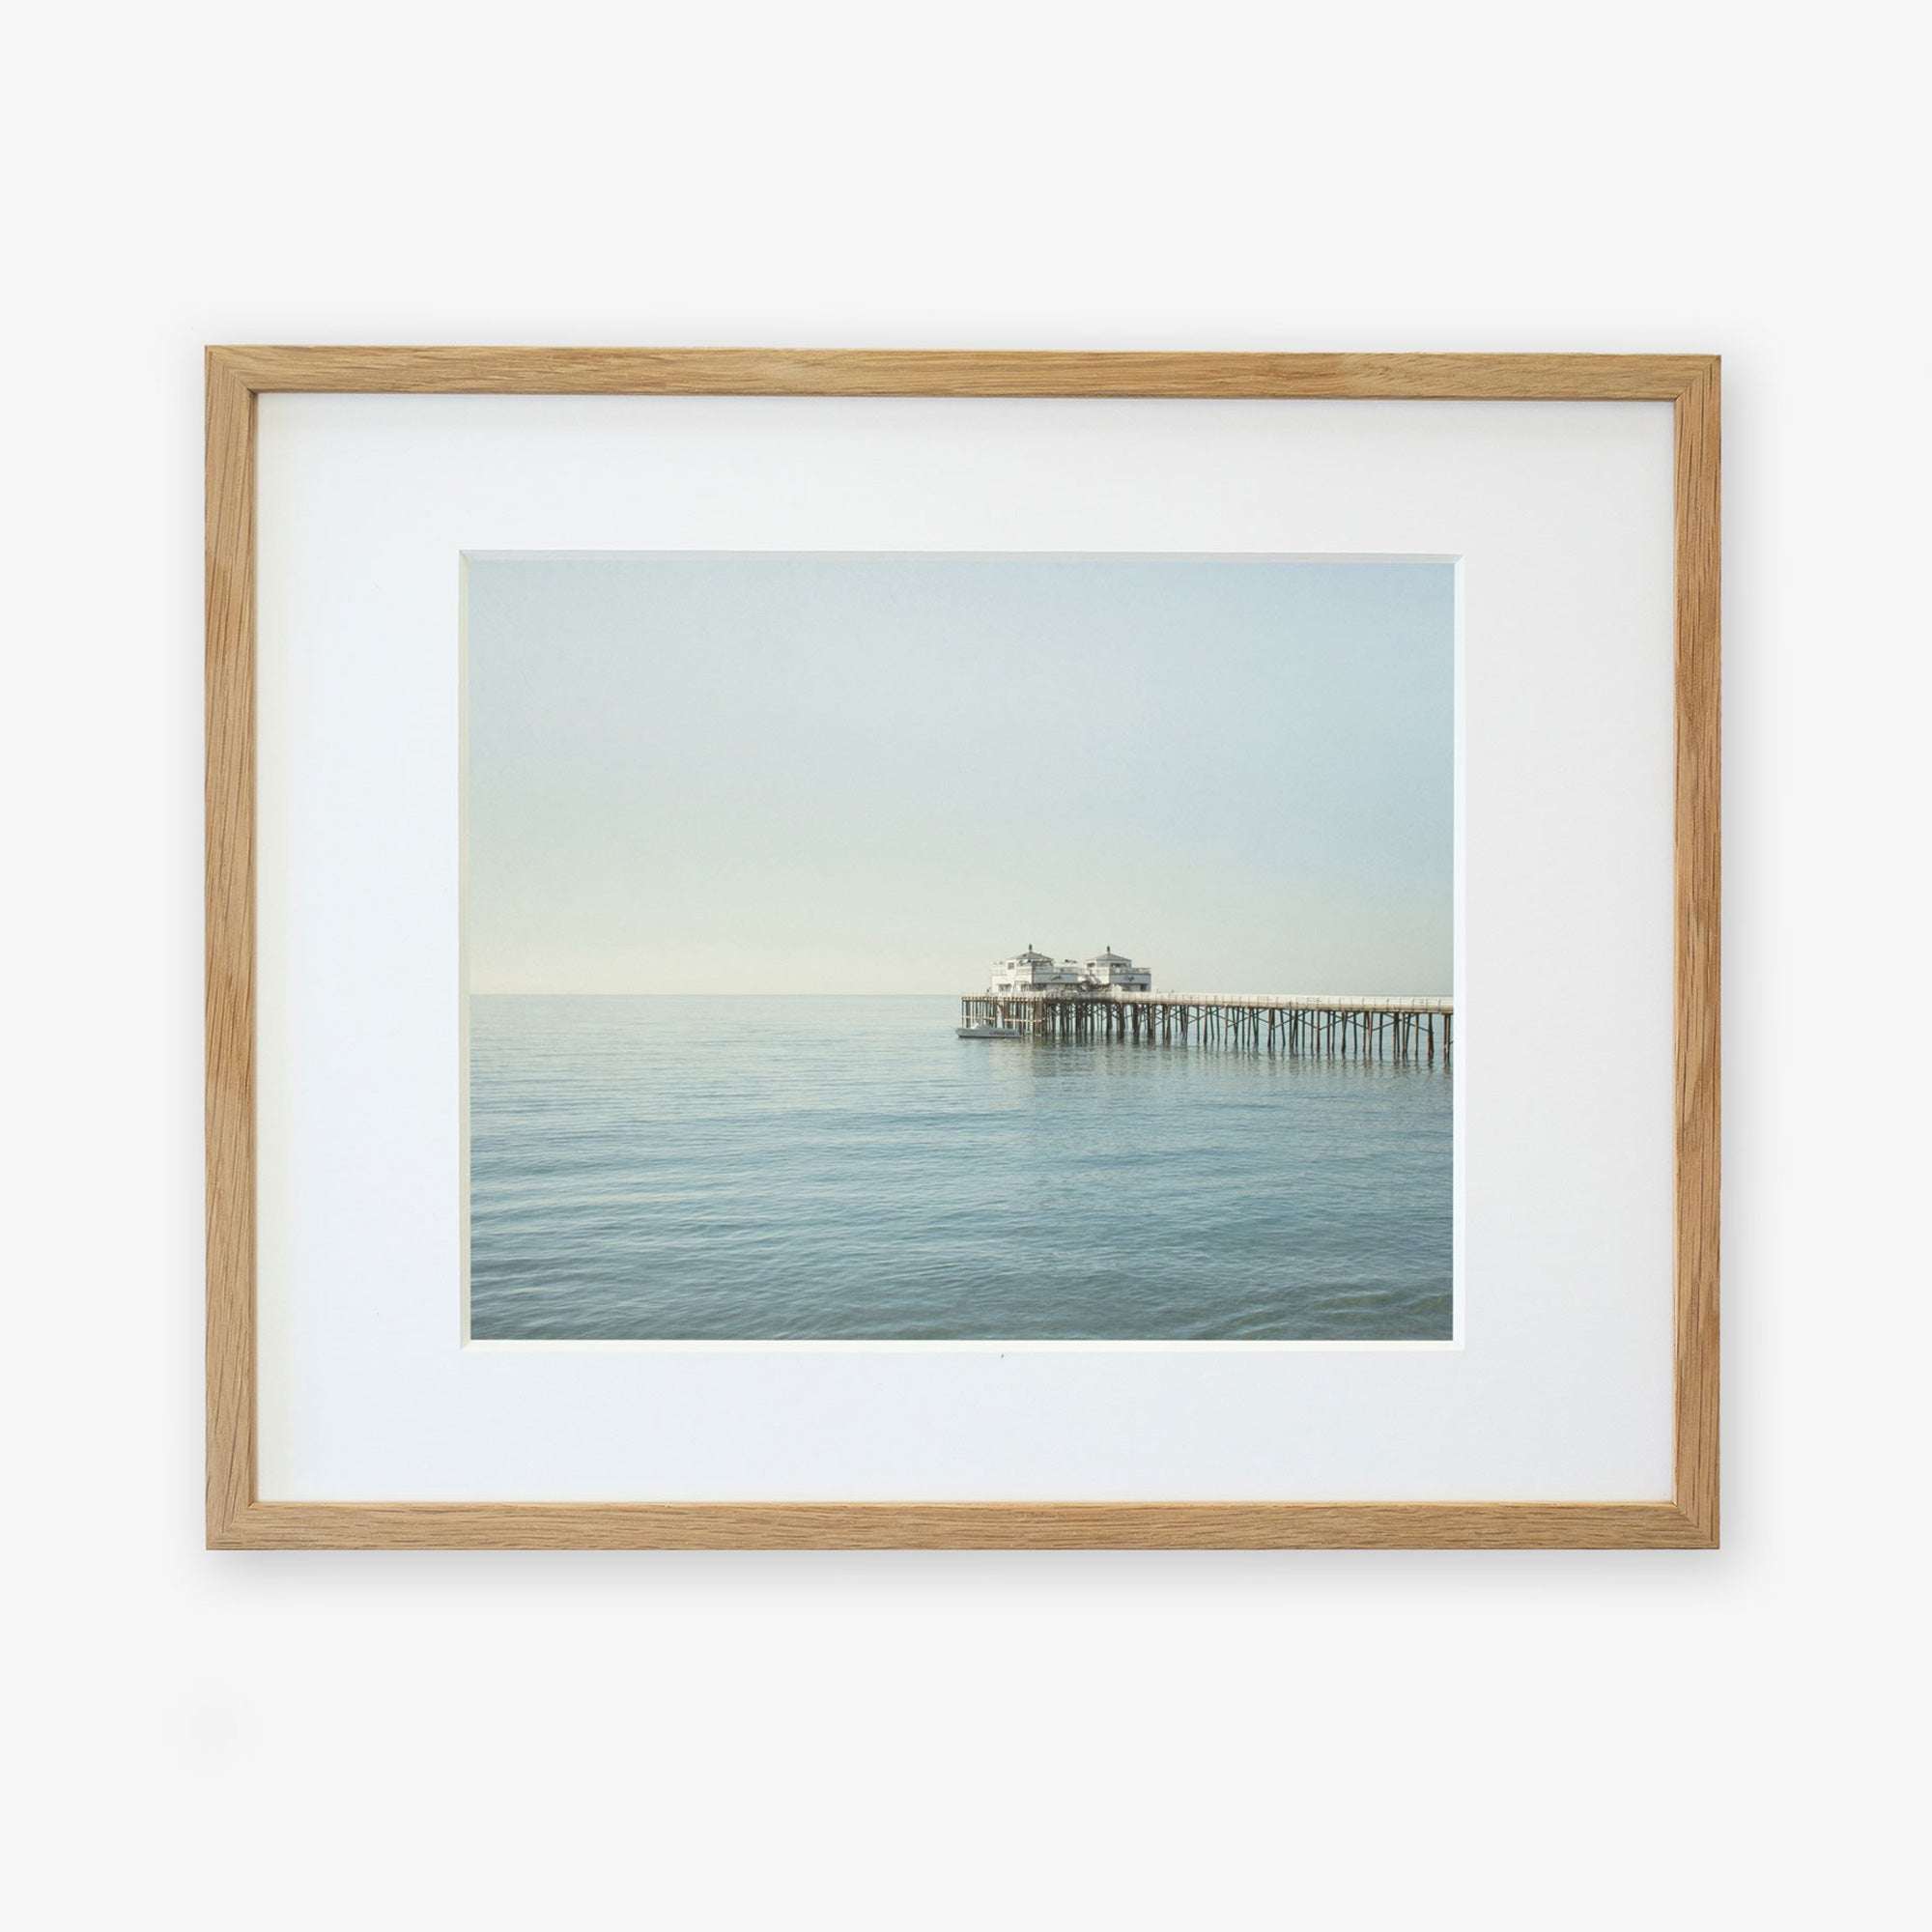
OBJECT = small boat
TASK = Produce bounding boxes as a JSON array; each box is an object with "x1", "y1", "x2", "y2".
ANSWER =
[{"x1": 956, "y1": 1021, "x2": 1023, "y2": 1039}]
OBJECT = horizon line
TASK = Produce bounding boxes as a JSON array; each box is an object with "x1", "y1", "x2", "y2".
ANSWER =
[{"x1": 468, "y1": 988, "x2": 1454, "y2": 1000}]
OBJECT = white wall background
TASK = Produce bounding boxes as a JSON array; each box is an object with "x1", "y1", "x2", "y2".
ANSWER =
[{"x1": 6, "y1": 3, "x2": 1925, "y2": 1926}]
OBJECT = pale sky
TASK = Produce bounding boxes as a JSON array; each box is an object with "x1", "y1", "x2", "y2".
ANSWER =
[{"x1": 466, "y1": 554, "x2": 1453, "y2": 995}]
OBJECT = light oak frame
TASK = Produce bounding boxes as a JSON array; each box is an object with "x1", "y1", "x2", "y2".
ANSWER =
[{"x1": 208, "y1": 349, "x2": 1719, "y2": 1549}]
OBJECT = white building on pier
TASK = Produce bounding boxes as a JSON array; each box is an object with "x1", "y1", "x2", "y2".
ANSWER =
[
  {"x1": 989, "y1": 945, "x2": 1153, "y2": 995},
  {"x1": 1083, "y1": 948, "x2": 1152, "y2": 991}
]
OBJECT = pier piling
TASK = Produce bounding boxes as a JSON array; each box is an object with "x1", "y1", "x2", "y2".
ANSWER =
[{"x1": 957, "y1": 990, "x2": 1452, "y2": 1059}]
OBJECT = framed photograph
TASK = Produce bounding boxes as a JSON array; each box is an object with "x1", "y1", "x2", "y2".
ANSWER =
[{"x1": 207, "y1": 348, "x2": 1718, "y2": 1548}]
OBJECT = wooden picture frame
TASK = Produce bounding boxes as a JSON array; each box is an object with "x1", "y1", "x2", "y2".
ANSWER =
[{"x1": 207, "y1": 348, "x2": 1719, "y2": 1549}]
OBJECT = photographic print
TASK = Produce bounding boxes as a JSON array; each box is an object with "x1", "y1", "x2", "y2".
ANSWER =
[{"x1": 466, "y1": 553, "x2": 1453, "y2": 1343}]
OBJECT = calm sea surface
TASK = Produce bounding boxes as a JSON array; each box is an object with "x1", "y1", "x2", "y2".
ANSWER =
[{"x1": 469, "y1": 996, "x2": 1453, "y2": 1341}]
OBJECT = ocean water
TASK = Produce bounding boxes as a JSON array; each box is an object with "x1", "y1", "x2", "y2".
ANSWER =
[{"x1": 469, "y1": 996, "x2": 1453, "y2": 1342}]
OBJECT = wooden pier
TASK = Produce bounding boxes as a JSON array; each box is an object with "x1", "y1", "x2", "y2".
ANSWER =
[{"x1": 958, "y1": 990, "x2": 1452, "y2": 1059}]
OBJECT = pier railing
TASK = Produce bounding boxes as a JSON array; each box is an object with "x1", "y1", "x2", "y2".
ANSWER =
[{"x1": 959, "y1": 989, "x2": 1452, "y2": 1057}]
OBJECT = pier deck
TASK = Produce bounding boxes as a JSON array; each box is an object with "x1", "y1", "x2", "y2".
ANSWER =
[{"x1": 958, "y1": 990, "x2": 1451, "y2": 1057}]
